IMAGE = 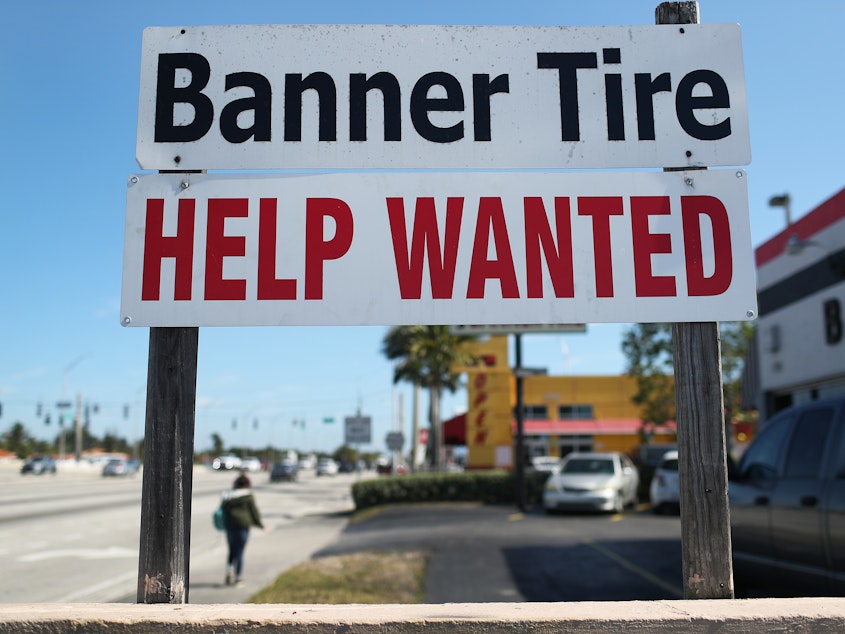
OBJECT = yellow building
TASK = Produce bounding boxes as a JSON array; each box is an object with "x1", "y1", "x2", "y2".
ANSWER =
[{"x1": 448, "y1": 335, "x2": 676, "y2": 470}]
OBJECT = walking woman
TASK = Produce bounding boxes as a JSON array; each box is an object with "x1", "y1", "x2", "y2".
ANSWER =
[{"x1": 221, "y1": 471, "x2": 264, "y2": 586}]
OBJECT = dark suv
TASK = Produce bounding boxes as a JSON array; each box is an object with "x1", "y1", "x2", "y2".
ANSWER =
[{"x1": 729, "y1": 396, "x2": 845, "y2": 595}]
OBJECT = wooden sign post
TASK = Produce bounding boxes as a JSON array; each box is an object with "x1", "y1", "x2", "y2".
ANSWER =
[
  {"x1": 659, "y1": 1, "x2": 735, "y2": 600},
  {"x1": 136, "y1": 326, "x2": 199, "y2": 604}
]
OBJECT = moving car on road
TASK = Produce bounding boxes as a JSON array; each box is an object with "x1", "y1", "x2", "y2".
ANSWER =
[
  {"x1": 270, "y1": 459, "x2": 298, "y2": 482},
  {"x1": 543, "y1": 452, "x2": 639, "y2": 514},
  {"x1": 101, "y1": 458, "x2": 140, "y2": 477},
  {"x1": 20, "y1": 455, "x2": 57, "y2": 475},
  {"x1": 316, "y1": 458, "x2": 339, "y2": 476},
  {"x1": 241, "y1": 456, "x2": 262, "y2": 472},
  {"x1": 212, "y1": 454, "x2": 242, "y2": 470}
]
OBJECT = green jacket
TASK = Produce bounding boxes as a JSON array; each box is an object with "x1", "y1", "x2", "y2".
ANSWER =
[{"x1": 222, "y1": 489, "x2": 264, "y2": 529}]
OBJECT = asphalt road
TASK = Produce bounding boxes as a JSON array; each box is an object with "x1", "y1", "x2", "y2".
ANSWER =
[
  {"x1": 0, "y1": 460, "x2": 361, "y2": 603},
  {"x1": 317, "y1": 503, "x2": 685, "y2": 603},
  {"x1": 3, "y1": 460, "x2": 689, "y2": 604}
]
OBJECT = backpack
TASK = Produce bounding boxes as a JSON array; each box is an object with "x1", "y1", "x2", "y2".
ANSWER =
[{"x1": 213, "y1": 504, "x2": 227, "y2": 531}]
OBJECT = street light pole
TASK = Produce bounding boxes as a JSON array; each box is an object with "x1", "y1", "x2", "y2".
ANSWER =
[
  {"x1": 58, "y1": 356, "x2": 84, "y2": 460},
  {"x1": 768, "y1": 193, "x2": 792, "y2": 227}
]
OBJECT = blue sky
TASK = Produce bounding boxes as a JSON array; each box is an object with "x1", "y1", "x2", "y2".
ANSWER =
[{"x1": 2, "y1": 1, "x2": 844, "y2": 455}]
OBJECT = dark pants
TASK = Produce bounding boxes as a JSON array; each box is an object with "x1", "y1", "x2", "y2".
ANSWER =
[{"x1": 226, "y1": 526, "x2": 250, "y2": 577}]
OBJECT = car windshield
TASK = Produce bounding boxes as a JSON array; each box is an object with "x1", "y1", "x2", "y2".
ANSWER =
[
  {"x1": 562, "y1": 458, "x2": 615, "y2": 475},
  {"x1": 660, "y1": 458, "x2": 679, "y2": 472}
]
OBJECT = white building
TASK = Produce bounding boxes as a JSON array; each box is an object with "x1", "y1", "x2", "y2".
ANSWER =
[{"x1": 753, "y1": 187, "x2": 845, "y2": 419}]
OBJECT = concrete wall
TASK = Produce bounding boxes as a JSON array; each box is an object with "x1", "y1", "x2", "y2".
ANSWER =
[{"x1": 3, "y1": 599, "x2": 845, "y2": 633}]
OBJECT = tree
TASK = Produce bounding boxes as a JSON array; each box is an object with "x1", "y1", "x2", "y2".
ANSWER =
[
  {"x1": 622, "y1": 322, "x2": 756, "y2": 438},
  {"x1": 621, "y1": 324, "x2": 676, "y2": 433},
  {"x1": 719, "y1": 321, "x2": 756, "y2": 424},
  {"x1": 333, "y1": 444, "x2": 358, "y2": 466},
  {"x1": 210, "y1": 433, "x2": 225, "y2": 456},
  {"x1": 2, "y1": 422, "x2": 34, "y2": 458},
  {"x1": 382, "y1": 326, "x2": 477, "y2": 471}
]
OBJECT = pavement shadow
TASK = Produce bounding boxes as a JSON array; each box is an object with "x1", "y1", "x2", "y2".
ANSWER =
[{"x1": 502, "y1": 539, "x2": 683, "y2": 602}]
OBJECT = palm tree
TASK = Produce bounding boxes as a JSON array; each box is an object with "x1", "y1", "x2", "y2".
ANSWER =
[{"x1": 382, "y1": 326, "x2": 477, "y2": 471}]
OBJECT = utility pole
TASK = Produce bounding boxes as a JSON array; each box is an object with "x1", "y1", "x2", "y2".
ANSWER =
[{"x1": 74, "y1": 393, "x2": 83, "y2": 462}]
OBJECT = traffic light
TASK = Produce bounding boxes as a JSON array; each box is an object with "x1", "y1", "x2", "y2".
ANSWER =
[
  {"x1": 36, "y1": 402, "x2": 43, "y2": 417},
  {"x1": 45, "y1": 414, "x2": 51, "y2": 425}
]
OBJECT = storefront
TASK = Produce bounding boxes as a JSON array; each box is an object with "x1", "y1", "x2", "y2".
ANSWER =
[{"x1": 450, "y1": 335, "x2": 676, "y2": 470}]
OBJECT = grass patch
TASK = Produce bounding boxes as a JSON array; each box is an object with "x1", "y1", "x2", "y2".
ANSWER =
[{"x1": 249, "y1": 550, "x2": 428, "y2": 604}]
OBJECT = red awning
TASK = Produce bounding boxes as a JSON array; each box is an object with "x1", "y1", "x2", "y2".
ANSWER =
[
  {"x1": 443, "y1": 413, "x2": 467, "y2": 445},
  {"x1": 512, "y1": 419, "x2": 676, "y2": 436},
  {"x1": 443, "y1": 415, "x2": 675, "y2": 446}
]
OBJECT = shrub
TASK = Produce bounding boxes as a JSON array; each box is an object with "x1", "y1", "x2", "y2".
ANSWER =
[{"x1": 352, "y1": 470, "x2": 551, "y2": 511}]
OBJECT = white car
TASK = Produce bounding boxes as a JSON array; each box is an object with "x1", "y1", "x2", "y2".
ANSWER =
[
  {"x1": 241, "y1": 456, "x2": 262, "y2": 472},
  {"x1": 649, "y1": 450, "x2": 680, "y2": 514},
  {"x1": 543, "y1": 452, "x2": 640, "y2": 514},
  {"x1": 212, "y1": 454, "x2": 242, "y2": 470},
  {"x1": 316, "y1": 458, "x2": 339, "y2": 476},
  {"x1": 530, "y1": 456, "x2": 563, "y2": 472}
]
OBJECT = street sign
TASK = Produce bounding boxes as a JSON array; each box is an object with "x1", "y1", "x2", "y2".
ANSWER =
[
  {"x1": 386, "y1": 432, "x2": 405, "y2": 451},
  {"x1": 121, "y1": 169, "x2": 756, "y2": 327},
  {"x1": 136, "y1": 24, "x2": 749, "y2": 171},
  {"x1": 345, "y1": 416, "x2": 372, "y2": 445}
]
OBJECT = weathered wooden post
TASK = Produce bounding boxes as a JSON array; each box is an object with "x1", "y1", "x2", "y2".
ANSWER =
[
  {"x1": 136, "y1": 326, "x2": 199, "y2": 604},
  {"x1": 657, "y1": 0, "x2": 735, "y2": 599}
]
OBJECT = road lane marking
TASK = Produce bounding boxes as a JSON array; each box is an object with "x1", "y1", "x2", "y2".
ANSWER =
[
  {"x1": 582, "y1": 538, "x2": 684, "y2": 599},
  {"x1": 17, "y1": 546, "x2": 137, "y2": 563},
  {"x1": 54, "y1": 570, "x2": 137, "y2": 603}
]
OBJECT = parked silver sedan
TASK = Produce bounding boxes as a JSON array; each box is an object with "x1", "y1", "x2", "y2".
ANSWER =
[{"x1": 543, "y1": 452, "x2": 639, "y2": 514}]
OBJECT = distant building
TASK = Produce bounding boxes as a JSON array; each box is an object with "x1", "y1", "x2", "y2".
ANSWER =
[
  {"x1": 751, "y1": 187, "x2": 845, "y2": 420},
  {"x1": 446, "y1": 335, "x2": 675, "y2": 470}
]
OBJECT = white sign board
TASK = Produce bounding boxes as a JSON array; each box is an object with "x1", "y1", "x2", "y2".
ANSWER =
[
  {"x1": 345, "y1": 416, "x2": 372, "y2": 445},
  {"x1": 136, "y1": 24, "x2": 749, "y2": 170},
  {"x1": 121, "y1": 169, "x2": 756, "y2": 327}
]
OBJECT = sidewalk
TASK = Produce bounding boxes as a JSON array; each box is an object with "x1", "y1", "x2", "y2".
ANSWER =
[
  {"x1": 189, "y1": 501, "x2": 684, "y2": 604},
  {"x1": 314, "y1": 504, "x2": 528, "y2": 603},
  {"x1": 187, "y1": 511, "x2": 349, "y2": 604}
]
